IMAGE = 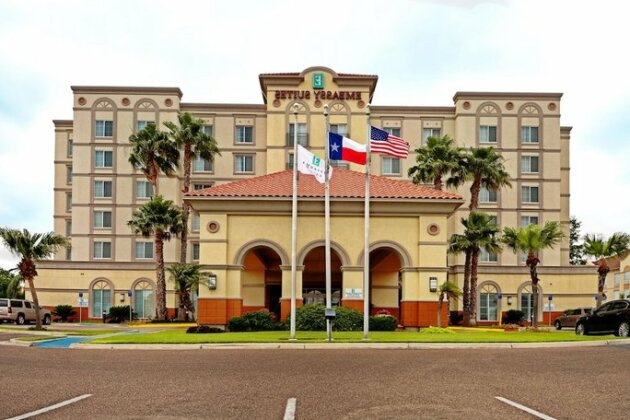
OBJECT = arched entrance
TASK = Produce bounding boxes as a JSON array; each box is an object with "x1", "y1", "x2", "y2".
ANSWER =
[
  {"x1": 241, "y1": 246, "x2": 283, "y2": 318},
  {"x1": 301, "y1": 246, "x2": 343, "y2": 306},
  {"x1": 369, "y1": 247, "x2": 404, "y2": 321}
]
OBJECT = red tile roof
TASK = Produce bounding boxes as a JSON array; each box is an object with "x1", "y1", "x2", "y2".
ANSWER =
[{"x1": 186, "y1": 169, "x2": 462, "y2": 200}]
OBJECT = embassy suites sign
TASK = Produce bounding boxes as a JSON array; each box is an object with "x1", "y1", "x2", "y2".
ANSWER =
[{"x1": 274, "y1": 90, "x2": 364, "y2": 101}]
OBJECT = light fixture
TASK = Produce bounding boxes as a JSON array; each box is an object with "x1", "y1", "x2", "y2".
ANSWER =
[
  {"x1": 208, "y1": 274, "x2": 217, "y2": 290},
  {"x1": 507, "y1": 296, "x2": 513, "y2": 306},
  {"x1": 119, "y1": 293, "x2": 125, "y2": 302},
  {"x1": 429, "y1": 277, "x2": 438, "y2": 293}
]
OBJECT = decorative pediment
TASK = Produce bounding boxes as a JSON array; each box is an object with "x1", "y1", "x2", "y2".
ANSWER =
[{"x1": 478, "y1": 103, "x2": 500, "y2": 115}]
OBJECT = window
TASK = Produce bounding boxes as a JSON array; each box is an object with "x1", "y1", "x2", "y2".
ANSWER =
[
  {"x1": 480, "y1": 186, "x2": 497, "y2": 203},
  {"x1": 136, "y1": 180, "x2": 152, "y2": 199},
  {"x1": 385, "y1": 127, "x2": 401, "y2": 137},
  {"x1": 521, "y1": 156, "x2": 539, "y2": 173},
  {"x1": 94, "y1": 211, "x2": 112, "y2": 229},
  {"x1": 330, "y1": 161, "x2": 349, "y2": 169},
  {"x1": 93, "y1": 241, "x2": 112, "y2": 259},
  {"x1": 133, "y1": 281, "x2": 154, "y2": 319},
  {"x1": 422, "y1": 128, "x2": 441, "y2": 145},
  {"x1": 330, "y1": 124, "x2": 348, "y2": 137},
  {"x1": 193, "y1": 156, "x2": 212, "y2": 172},
  {"x1": 286, "y1": 153, "x2": 294, "y2": 170},
  {"x1": 381, "y1": 157, "x2": 401, "y2": 175},
  {"x1": 94, "y1": 180, "x2": 113, "y2": 198},
  {"x1": 522, "y1": 186, "x2": 540, "y2": 203},
  {"x1": 479, "y1": 248, "x2": 498, "y2": 262},
  {"x1": 24, "y1": 301, "x2": 32, "y2": 309},
  {"x1": 136, "y1": 120, "x2": 153, "y2": 131},
  {"x1": 235, "y1": 125, "x2": 254, "y2": 144},
  {"x1": 520, "y1": 286, "x2": 534, "y2": 321},
  {"x1": 92, "y1": 280, "x2": 111, "y2": 317},
  {"x1": 625, "y1": 272, "x2": 630, "y2": 285},
  {"x1": 479, "y1": 284, "x2": 498, "y2": 321},
  {"x1": 202, "y1": 125, "x2": 213, "y2": 136},
  {"x1": 488, "y1": 215, "x2": 498, "y2": 225},
  {"x1": 66, "y1": 220, "x2": 72, "y2": 237},
  {"x1": 521, "y1": 126, "x2": 539, "y2": 143},
  {"x1": 192, "y1": 213, "x2": 200, "y2": 232},
  {"x1": 479, "y1": 125, "x2": 497, "y2": 143},
  {"x1": 67, "y1": 139, "x2": 73, "y2": 158},
  {"x1": 135, "y1": 241, "x2": 153, "y2": 259},
  {"x1": 95, "y1": 150, "x2": 113, "y2": 168},
  {"x1": 234, "y1": 155, "x2": 254, "y2": 173},
  {"x1": 520, "y1": 215, "x2": 539, "y2": 227},
  {"x1": 193, "y1": 184, "x2": 212, "y2": 191},
  {"x1": 66, "y1": 166, "x2": 72, "y2": 185},
  {"x1": 288, "y1": 123, "x2": 308, "y2": 146},
  {"x1": 66, "y1": 246, "x2": 72, "y2": 261},
  {"x1": 614, "y1": 273, "x2": 621, "y2": 287},
  {"x1": 95, "y1": 120, "x2": 113, "y2": 137},
  {"x1": 66, "y1": 193, "x2": 72, "y2": 211},
  {"x1": 192, "y1": 243, "x2": 200, "y2": 261}
]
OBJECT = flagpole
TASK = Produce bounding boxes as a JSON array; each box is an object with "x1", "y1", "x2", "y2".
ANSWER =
[
  {"x1": 363, "y1": 105, "x2": 371, "y2": 340},
  {"x1": 290, "y1": 103, "x2": 299, "y2": 340},
  {"x1": 323, "y1": 104, "x2": 332, "y2": 343}
]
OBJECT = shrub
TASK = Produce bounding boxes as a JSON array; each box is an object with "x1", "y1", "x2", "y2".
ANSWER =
[
  {"x1": 449, "y1": 311, "x2": 463, "y2": 326},
  {"x1": 504, "y1": 309, "x2": 525, "y2": 325},
  {"x1": 186, "y1": 325, "x2": 224, "y2": 334},
  {"x1": 369, "y1": 315, "x2": 397, "y2": 331},
  {"x1": 333, "y1": 306, "x2": 363, "y2": 331},
  {"x1": 106, "y1": 305, "x2": 135, "y2": 323},
  {"x1": 288, "y1": 303, "x2": 363, "y2": 331},
  {"x1": 228, "y1": 310, "x2": 280, "y2": 332},
  {"x1": 228, "y1": 316, "x2": 248, "y2": 332},
  {"x1": 52, "y1": 305, "x2": 76, "y2": 322}
]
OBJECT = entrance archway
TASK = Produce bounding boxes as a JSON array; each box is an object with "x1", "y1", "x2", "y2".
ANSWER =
[
  {"x1": 241, "y1": 246, "x2": 283, "y2": 318},
  {"x1": 301, "y1": 246, "x2": 343, "y2": 306},
  {"x1": 369, "y1": 247, "x2": 404, "y2": 321}
]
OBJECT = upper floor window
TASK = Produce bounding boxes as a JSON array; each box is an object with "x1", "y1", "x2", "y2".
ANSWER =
[
  {"x1": 67, "y1": 139, "x2": 73, "y2": 158},
  {"x1": 234, "y1": 155, "x2": 254, "y2": 174},
  {"x1": 479, "y1": 125, "x2": 497, "y2": 143},
  {"x1": 135, "y1": 241, "x2": 154, "y2": 259},
  {"x1": 66, "y1": 220, "x2": 72, "y2": 237},
  {"x1": 235, "y1": 125, "x2": 254, "y2": 144},
  {"x1": 522, "y1": 186, "x2": 540, "y2": 204},
  {"x1": 193, "y1": 156, "x2": 212, "y2": 173},
  {"x1": 95, "y1": 120, "x2": 113, "y2": 137},
  {"x1": 192, "y1": 213, "x2": 200, "y2": 232},
  {"x1": 385, "y1": 127, "x2": 401, "y2": 137},
  {"x1": 94, "y1": 210, "x2": 112, "y2": 229},
  {"x1": 521, "y1": 126, "x2": 539, "y2": 144},
  {"x1": 94, "y1": 180, "x2": 113, "y2": 198},
  {"x1": 330, "y1": 124, "x2": 348, "y2": 137},
  {"x1": 202, "y1": 125, "x2": 213, "y2": 136},
  {"x1": 288, "y1": 123, "x2": 308, "y2": 146},
  {"x1": 479, "y1": 186, "x2": 497, "y2": 203},
  {"x1": 422, "y1": 128, "x2": 440, "y2": 145},
  {"x1": 381, "y1": 157, "x2": 401, "y2": 176},
  {"x1": 286, "y1": 153, "x2": 294, "y2": 170},
  {"x1": 521, "y1": 156, "x2": 539, "y2": 174},
  {"x1": 330, "y1": 161, "x2": 349, "y2": 169},
  {"x1": 479, "y1": 248, "x2": 498, "y2": 262},
  {"x1": 192, "y1": 243, "x2": 200, "y2": 262},
  {"x1": 614, "y1": 273, "x2": 621, "y2": 286},
  {"x1": 520, "y1": 215, "x2": 539, "y2": 227},
  {"x1": 93, "y1": 241, "x2": 112, "y2": 259},
  {"x1": 66, "y1": 193, "x2": 72, "y2": 211},
  {"x1": 95, "y1": 150, "x2": 113, "y2": 168},
  {"x1": 136, "y1": 180, "x2": 152, "y2": 199},
  {"x1": 136, "y1": 120, "x2": 154, "y2": 131},
  {"x1": 66, "y1": 166, "x2": 73, "y2": 185},
  {"x1": 193, "y1": 184, "x2": 212, "y2": 191}
]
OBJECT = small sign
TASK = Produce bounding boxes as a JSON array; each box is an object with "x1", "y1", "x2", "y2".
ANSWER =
[
  {"x1": 77, "y1": 298, "x2": 88, "y2": 307},
  {"x1": 344, "y1": 288, "x2": 363, "y2": 299},
  {"x1": 313, "y1": 72, "x2": 324, "y2": 89},
  {"x1": 325, "y1": 308, "x2": 336, "y2": 319},
  {"x1": 545, "y1": 303, "x2": 555, "y2": 311}
]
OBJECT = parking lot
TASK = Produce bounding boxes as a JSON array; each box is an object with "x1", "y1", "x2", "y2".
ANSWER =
[{"x1": 2, "y1": 343, "x2": 630, "y2": 419}]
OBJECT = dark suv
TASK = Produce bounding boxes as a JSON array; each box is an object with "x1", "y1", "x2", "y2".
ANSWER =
[{"x1": 575, "y1": 299, "x2": 630, "y2": 337}]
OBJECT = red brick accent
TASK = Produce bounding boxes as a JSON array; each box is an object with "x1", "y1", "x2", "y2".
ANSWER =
[
  {"x1": 196, "y1": 298, "x2": 243, "y2": 325},
  {"x1": 341, "y1": 300, "x2": 364, "y2": 313},
  {"x1": 400, "y1": 301, "x2": 448, "y2": 327},
  {"x1": 242, "y1": 306, "x2": 266, "y2": 314},
  {"x1": 280, "y1": 299, "x2": 303, "y2": 321}
]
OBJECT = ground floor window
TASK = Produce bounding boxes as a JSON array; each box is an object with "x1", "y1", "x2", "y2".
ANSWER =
[
  {"x1": 479, "y1": 283, "x2": 498, "y2": 321},
  {"x1": 133, "y1": 281, "x2": 154, "y2": 319},
  {"x1": 519, "y1": 284, "x2": 540, "y2": 321},
  {"x1": 302, "y1": 288, "x2": 341, "y2": 306},
  {"x1": 92, "y1": 281, "x2": 112, "y2": 317}
]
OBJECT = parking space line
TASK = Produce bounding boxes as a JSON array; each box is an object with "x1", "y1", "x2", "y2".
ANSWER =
[
  {"x1": 5, "y1": 394, "x2": 92, "y2": 420},
  {"x1": 283, "y1": 397, "x2": 297, "y2": 420},
  {"x1": 495, "y1": 396, "x2": 556, "y2": 420}
]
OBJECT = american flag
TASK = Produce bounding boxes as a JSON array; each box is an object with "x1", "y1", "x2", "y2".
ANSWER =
[{"x1": 370, "y1": 126, "x2": 410, "y2": 159}]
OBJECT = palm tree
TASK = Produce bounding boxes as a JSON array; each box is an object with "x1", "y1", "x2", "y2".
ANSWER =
[
  {"x1": 167, "y1": 263, "x2": 212, "y2": 321},
  {"x1": 0, "y1": 228, "x2": 67, "y2": 329},
  {"x1": 502, "y1": 222, "x2": 564, "y2": 327},
  {"x1": 164, "y1": 113, "x2": 220, "y2": 264},
  {"x1": 128, "y1": 122, "x2": 179, "y2": 187},
  {"x1": 583, "y1": 232, "x2": 630, "y2": 308},
  {"x1": 408, "y1": 135, "x2": 463, "y2": 190},
  {"x1": 128, "y1": 196, "x2": 184, "y2": 321},
  {"x1": 436, "y1": 280, "x2": 462, "y2": 327},
  {"x1": 448, "y1": 233, "x2": 472, "y2": 326},
  {"x1": 448, "y1": 147, "x2": 511, "y2": 211}
]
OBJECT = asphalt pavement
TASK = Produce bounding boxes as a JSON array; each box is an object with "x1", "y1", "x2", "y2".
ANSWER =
[{"x1": 2, "y1": 344, "x2": 630, "y2": 419}]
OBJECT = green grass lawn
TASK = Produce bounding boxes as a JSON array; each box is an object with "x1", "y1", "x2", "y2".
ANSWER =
[{"x1": 88, "y1": 329, "x2": 622, "y2": 345}]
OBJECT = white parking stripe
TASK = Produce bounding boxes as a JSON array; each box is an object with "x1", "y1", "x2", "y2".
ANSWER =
[
  {"x1": 495, "y1": 396, "x2": 556, "y2": 420},
  {"x1": 5, "y1": 394, "x2": 92, "y2": 420},
  {"x1": 283, "y1": 397, "x2": 297, "y2": 420}
]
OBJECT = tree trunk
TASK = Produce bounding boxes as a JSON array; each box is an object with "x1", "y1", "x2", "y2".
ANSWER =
[
  {"x1": 596, "y1": 262, "x2": 610, "y2": 308},
  {"x1": 469, "y1": 176, "x2": 481, "y2": 211},
  {"x1": 154, "y1": 232, "x2": 168, "y2": 321},
  {"x1": 437, "y1": 293, "x2": 443, "y2": 327},
  {"x1": 434, "y1": 173, "x2": 442, "y2": 190},
  {"x1": 527, "y1": 252, "x2": 541, "y2": 328},
  {"x1": 462, "y1": 249, "x2": 471, "y2": 326},
  {"x1": 179, "y1": 145, "x2": 192, "y2": 265},
  {"x1": 27, "y1": 276, "x2": 43, "y2": 330},
  {"x1": 19, "y1": 258, "x2": 42, "y2": 329},
  {"x1": 468, "y1": 247, "x2": 480, "y2": 327}
]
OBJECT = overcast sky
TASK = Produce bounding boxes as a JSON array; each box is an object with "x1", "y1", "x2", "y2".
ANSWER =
[{"x1": 1, "y1": 0, "x2": 629, "y2": 268}]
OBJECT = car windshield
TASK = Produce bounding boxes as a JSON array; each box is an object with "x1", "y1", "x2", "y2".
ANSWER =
[{"x1": 0, "y1": 299, "x2": 7, "y2": 307}]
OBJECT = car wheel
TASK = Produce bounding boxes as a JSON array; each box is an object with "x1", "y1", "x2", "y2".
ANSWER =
[
  {"x1": 576, "y1": 323, "x2": 586, "y2": 336},
  {"x1": 555, "y1": 320, "x2": 562, "y2": 330},
  {"x1": 16, "y1": 314, "x2": 25, "y2": 325},
  {"x1": 618, "y1": 322, "x2": 630, "y2": 338},
  {"x1": 43, "y1": 315, "x2": 51, "y2": 326}
]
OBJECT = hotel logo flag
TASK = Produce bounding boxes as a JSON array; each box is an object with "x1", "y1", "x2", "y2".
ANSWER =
[{"x1": 297, "y1": 145, "x2": 331, "y2": 184}]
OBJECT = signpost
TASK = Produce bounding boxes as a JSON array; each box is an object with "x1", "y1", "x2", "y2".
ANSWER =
[
  {"x1": 547, "y1": 295, "x2": 553, "y2": 326},
  {"x1": 127, "y1": 290, "x2": 133, "y2": 322},
  {"x1": 77, "y1": 292, "x2": 86, "y2": 324},
  {"x1": 497, "y1": 293, "x2": 503, "y2": 326}
]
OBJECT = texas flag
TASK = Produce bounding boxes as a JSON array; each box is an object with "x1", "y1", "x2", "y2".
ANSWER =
[{"x1": 328, "y1": 132, "x2": 367, "y2": 165}]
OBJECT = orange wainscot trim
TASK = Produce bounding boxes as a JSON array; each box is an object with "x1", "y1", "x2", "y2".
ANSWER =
[
  {"x1": 400, "y1": 301, "x2": 448, "y2": 328},
  {"x1": 196, "y1": 298, "x2": 243, "y2": 325},
  {"x1": 242, "y1": 306, "x2": 266, "y2": 314},
  {"x1": 341, "y1": 300, "x2": 364, "y2": 313},
  {"x1": 280, "y1": 298, "x2": 303, "y2": 321},
  {"x1": 371, "y1": 307, "x2": 400, "y2": 322}
]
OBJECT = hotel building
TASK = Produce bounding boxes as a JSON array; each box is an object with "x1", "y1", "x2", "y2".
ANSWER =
[{"x1": 37, "y1": 66, "x2": 596, "y2": 327}]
